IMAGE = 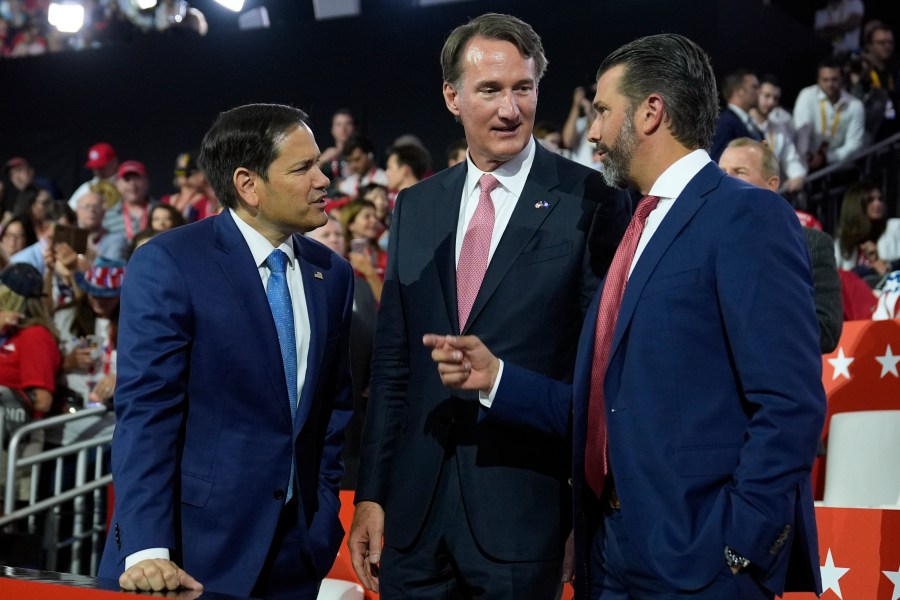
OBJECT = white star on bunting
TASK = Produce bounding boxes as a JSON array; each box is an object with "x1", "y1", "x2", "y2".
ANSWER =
[
  {"x1": 820, "y1": 548, "x2": 850, "y2": 599},
  {"x1": 875, "y1": 344, "x2": 900, "y2": 378},
  {"x1": 827, "y1": 348, "x2": 854, "y2": 381},
  {"x1": 884, "y1": 562, "x2": 900, "y2": 600}
]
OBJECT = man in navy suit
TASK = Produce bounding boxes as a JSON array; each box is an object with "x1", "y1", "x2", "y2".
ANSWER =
[
  {"x1": 348, "y1": 13, "x2": 630, "y2": 600},
  {"x1": 426, "y1": 34, "x2": 825, "y2": 599},
  {"x1": 98, "y1": 104, "x2": 354, "y2": 599},
  {"x1": 710, "y1": 69, "x2": 764, "y2": 161}
]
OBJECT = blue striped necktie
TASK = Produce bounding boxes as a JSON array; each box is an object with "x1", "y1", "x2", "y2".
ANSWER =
[{"x1": 266, "y1": 249, "x2": 297, "y2": 503}]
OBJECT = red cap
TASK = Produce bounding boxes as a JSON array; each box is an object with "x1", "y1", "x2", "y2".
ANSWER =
[
  {"x1": 4, "y1": 157, "x2": 29, "y2": 171},
  {"x1": 117, "y1": 160, "x2": 147, "y2": 178},
  {"x1": 85, "y1": 142, "x2": 117, "y2": 169}
]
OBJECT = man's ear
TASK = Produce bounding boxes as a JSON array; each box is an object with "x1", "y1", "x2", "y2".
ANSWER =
[
  {"x1": 233, "y1": 167, "x2": 260, "y2": 208},
  {"x1": 443, "y1": 82, "x2": 461, "y2": 119},
  {"x1": 638, "y1": 93, "x2": 666, "y2": 136}
]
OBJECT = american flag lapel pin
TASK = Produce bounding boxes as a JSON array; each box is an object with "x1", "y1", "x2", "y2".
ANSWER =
[
  {"x1": 534, "y1": 200, "x2": 550, "y2": 209},
  {"x1": 314, "y1": 271, "x2": 324, "y2": 280}
]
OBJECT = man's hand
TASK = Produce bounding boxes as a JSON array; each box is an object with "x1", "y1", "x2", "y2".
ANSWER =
[
  {"x1": 422, "y1": 334, "x2": 500, "y2": 392},
  {"x1": 348, "y1": 501, "x2": 384, "y2": 592},
  {"x1": 118, "y1": 559, "x2": 202, "y2": 593}
]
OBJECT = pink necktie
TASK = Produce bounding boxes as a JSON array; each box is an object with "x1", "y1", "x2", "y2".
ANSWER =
[
  {"x1": 457, "y1": 174, "x2": 499, "y2": 330},
  {"x1": 585, "y1": 195, "x2": 660, "y2": 498}
]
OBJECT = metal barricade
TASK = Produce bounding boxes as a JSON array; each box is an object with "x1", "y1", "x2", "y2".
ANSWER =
[{"x1": 1, "y1": 407, "x2": 114, "y2": 576}]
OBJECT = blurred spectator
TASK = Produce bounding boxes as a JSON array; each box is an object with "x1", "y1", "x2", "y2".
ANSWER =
[
  {"x1": 340, "y1": 200, "x2": 384, "y2": 301},
  {"x1": 306, "y1": 214, "x2": 376, "y2": 488},
  {"x1": 320, "y1": 109, "x2": 356, "y2": 191},
  {"x1": 445, "y1": 138, "x2": 467, "y2": 168},
  {"x1": 148, "y1": 203, "x2": 185, "y2": 232},
  {"x1": 2, "y1": 157, "x2": 36, "y2": 222},
  {"x1": 562, "y1": 84, "x2": 598, "y2": 167},
  {"x1": 75, "y1": 189, "x2": 129, "y2": 262},
  {"x1": 7, "y1": 19, "x2": 46, "y2": 57},
  {"x1": 834, "y1": 181, "x2": 900, "y2": 283},
  {"x1": 749, "y1": 74, "x2": 807, "y2": 192},
  {"x1": 67, "y1": 142, "x2": 119, "y2": 209},
  {"x1": 0, "y1": 262, "x2": 61, "y2": 500},
  {"x1": 534, "y1": 121, "x2": 563, "y2": 153},
  {"x1": 338, "y1": 135, "x2": 388, "y2": 198},
  {"x1": 710, "y1": 69, "x2": 763, "y2": 161},
  {"x1": 385, "y1": 143, "x2": 430, "y2": 193},
  {"x1": 12, "y1": 185, "x2": 53, "y2": 240},
  {"x1": 1, "y1": 216, "x2": 37, "y2": 267},
  {"x1": 852, "y1": 20, "x2": 899, "y2": 144},
  {"x1": 160, "y1": 152, "x2": 212, "y2": 222},
  {"x1": 814, "y1": 0, "x2": 864, "y2": 55},
  {"x1": 128, "y1": 228, "x2": 157, "y2": 257},
  {"x1": 359, "y1": 183, "x2": 390, "y2": 252},
  {"x1": 793, "y1": 56, "x2": 865, "y2": 170},
  {"x1": 10, "y1": 200, "x2": 75, "y2": 275},
  {"x1": 103, "y1": 160, "x2": 156, "y2": 240}
]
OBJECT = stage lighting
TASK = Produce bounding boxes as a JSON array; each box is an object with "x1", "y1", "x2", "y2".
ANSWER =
[
  {"x1": 135, "y1": 0, "x2": 158, "y2": 8},
  {"x1": 48, "y1": 2, "x2": 85, "y2": 33},
  {"x1": 238, "y1": 6, "x2": 270, "y2": 30},
  {"x1": 312, "y1": 0, "x2": 360, "y2": 20},
  {"x1": 215, "y1": 0, "x2": 244, "y2": 11}
]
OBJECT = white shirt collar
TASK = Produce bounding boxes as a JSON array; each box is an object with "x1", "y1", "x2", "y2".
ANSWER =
[
  {"x1": 814, "y1": 86, "x2": 851, "y2": 110},
  {"x1": 464, "y1": 137, "x2": 537, "y2": 200},
  {"x1": 648, "y1": 149, "x2": 713, "y2": 200},
  {"x1": 228, "y1": 209, "x2": 296, "y2": 269},
  {"x1": 727, "y1": 103, "x2": 753, "y2": 124}
]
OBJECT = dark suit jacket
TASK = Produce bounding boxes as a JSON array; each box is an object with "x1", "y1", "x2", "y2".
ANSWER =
[
  {"x1": 490, "y1": 163, "x2": 826, "y2": 597},
  {"x1": 355, "y1": 142, "x2": 630, "y2": 561},
  {"x1": 804, "y1": 227, "x2": 843, "y2": 353},
  {"x1": 98, "y1": 213, "x2": 354, "y2": 595},
  {"x1": 710, "y1": 107, "x2": 763, "y2": 161}
]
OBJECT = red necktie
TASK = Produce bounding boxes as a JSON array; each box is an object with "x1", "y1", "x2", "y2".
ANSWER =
[
  {"x1": 585, "y1": 195, "x2": 660, "y2": 498},
  {"x1": 457, "y1": 174, "x2": 499, "y2": 330}
]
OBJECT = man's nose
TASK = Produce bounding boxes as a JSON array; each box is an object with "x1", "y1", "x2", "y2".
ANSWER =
[{"x1": 497, "y1": 91, "x2": 520, "y2": 120}]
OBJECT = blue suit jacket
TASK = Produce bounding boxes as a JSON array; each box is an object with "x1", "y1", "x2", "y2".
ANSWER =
[
  {"x1": 491, "y1": 163, "x2": 825, "y2": 597},
  {"x1": 710, "y1": 107, "x2": 763, "y2": 161},
  {"x1": 98, "y1": 213, "x2": 354, "y2": 595},
  {"x1": 356, "y1": 143, "x2": 631, "y2": 561}
]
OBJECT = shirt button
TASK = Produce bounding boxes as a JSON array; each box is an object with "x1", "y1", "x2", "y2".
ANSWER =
[{"x1": 273, "y1": 489, "x2": 285, "y2": 500}]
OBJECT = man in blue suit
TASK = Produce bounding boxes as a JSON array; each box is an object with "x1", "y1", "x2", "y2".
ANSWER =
[
  {"x1": 426, "y1": 34, "x2": 825, "y2": 599},
  {"x1": 98, "y1": 104, "x2": 354, "y2": 599},
  {"x1": 348, "y1": 13, "x2": 630, "y2": 600},
  {"x1": 710, "y1": 69, "x2": 764, "y2": 162}
]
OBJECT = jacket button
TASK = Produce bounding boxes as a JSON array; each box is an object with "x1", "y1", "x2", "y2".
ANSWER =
[{"x1": 274, "y1": 489, "x2": 285, "y2": 500}]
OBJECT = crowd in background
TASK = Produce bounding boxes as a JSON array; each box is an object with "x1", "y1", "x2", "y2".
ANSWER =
[{"x1": 0, "y1": 5, "x2": 898, "y2": 500}]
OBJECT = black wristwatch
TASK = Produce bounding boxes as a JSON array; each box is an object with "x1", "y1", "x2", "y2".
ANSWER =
[{"x1": 725, "y1": 546, "x2": 751, "y2": 570}]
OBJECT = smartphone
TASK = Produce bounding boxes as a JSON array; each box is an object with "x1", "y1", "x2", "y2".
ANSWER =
[
  {"x1": 349, "y1": 239, "x2": 369, "y2": 255},
  {"x1": 53, "y1": 224, "x2": 89, "y2": 255}
]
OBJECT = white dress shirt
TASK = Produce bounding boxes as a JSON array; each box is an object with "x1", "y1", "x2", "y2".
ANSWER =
[
  {"x1": 125, "y1": 209, "x2": 311, "y2": 569},
  {"x1": 792, "y1": 84, "x2": 865, "y2": 164},
  {"x1": 752, "y1": 115, "x2": 808, "y2": 180}
]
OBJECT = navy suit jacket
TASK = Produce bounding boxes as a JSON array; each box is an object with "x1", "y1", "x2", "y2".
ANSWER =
[
  {"x1": 98, "y1": 213, "x2": 354, "y2": 595},
  {"x1": 490, "y1": 163, "x2": 825, "y2": 597},
  {"x1": 710, "y1": 107, "x2": 763, "y2": 161},
  {"x1": 356, "y1": 142, "x2": 631, "y2": 561}
]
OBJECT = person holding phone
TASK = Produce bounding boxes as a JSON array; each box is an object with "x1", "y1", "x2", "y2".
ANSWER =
[{"x1": 340, "y1": 200, "x2": 384, "y2": 303}]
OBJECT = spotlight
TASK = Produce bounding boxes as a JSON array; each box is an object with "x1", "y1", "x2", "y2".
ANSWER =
[
  {"x1": 312, "y1": 0, "x2": 360, "y2": 20},
  {"x1": 215, "y1": 0, "x2": 244, "y2": 11},
  {"x1": 48, "y1": 1, "x2": 85, "y2": 33},
  {"x1": 136, "y1": 0, "x2": 158, "y2": 8}
]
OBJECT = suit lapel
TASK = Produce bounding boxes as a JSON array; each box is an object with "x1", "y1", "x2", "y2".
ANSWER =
[
  {"x1": 434, "y1": 165, "x2": 468, "y2": 334},
  {"x1": 608, "y1": 163, "x2": 724, "y2": 359},
  {"x1": 463, "y1": 143, "x2": 559, "y2": 333},
  {"x1": 294, "y1": 235, "x2": 324, "y2": 433},
  {"x1": 212, "y1": 213, "x2": 292, "y2": 426}
]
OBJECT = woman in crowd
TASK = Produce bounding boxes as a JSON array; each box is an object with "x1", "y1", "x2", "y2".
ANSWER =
[
  {"x1": 340, "y1": 199, "x2": 386, "y2": 288},
  {"x1": 13, "y1": 185, "x2": 53, "y2": 241},
  {"x1": 0, "y1": 215, "x2": 37, "y2": 266},
  {"x1": 160, "y1": 152, "x2": 218, "y2": 222},
  {"x1": 835, "y1": 181, "x2": 900, "y2": 284},
  {"x1": 149, "y1": 203, "x2": 185, "y2": 233},
  {"x1": 359, "y1": 183, "x2": 391, "y2": 251},
  {"x1": 0, "y1": 263, "x2": 62, "y2": 500}
]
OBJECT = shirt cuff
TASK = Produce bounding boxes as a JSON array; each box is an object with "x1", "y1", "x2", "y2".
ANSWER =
[
  {"x1": 125, "y1": 548, "x2": 170, "y2": 570},
  {"x1": 478, "y1": 359, "x2": 504, "y2": 409}
]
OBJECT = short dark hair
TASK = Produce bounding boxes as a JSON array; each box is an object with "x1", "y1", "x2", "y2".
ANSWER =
[
  {"x1": 387, "y1": 144, "x2": 431, "y2": 181},
  {"x1": 445, "y1": 138, "x2": 468, "y2": 162},
  {"x1": 759, "y1": 73, "x2": 782, "y2": 89},
  {"x1": 198, "y1": 103, "x2": 310, "y2": 210},
  {"x1": 721, "y1": 68, "x2": 754, "y2": 102},
  {"x1": 441, "y1": 13, "x2": 547, "y2": 91},
  {"x1": 818, "y1": 56, "x2": 843, "y2": 73},
  {"x1": 344, "y1": 134, "x2": 376, "y2": 157},
  {"x1": 863, "y1": 20, "x2": 891, "y2": 46},
  {"x1": 596, "y1": 33, "x2": 718, "y2": 151}
]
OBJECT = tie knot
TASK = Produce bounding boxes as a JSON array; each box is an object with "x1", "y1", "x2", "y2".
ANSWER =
[
  {"x1": 266, "y1": 249, "x2": 289, "y2": 274},
  {"x1": 634, "y1": 195, "x2": 659, "y2": 222},
  {"x1": 479, "y1": 173, "x2": 500, "y2": 195}
]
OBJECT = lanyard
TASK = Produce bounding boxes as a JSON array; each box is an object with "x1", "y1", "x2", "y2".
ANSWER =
[
  {"x1": 819, "y1": 99, "x2": 842, "y2": 140},
  {"x1": 123, "y1": 204, "x2": 148, "y2": 239},
  {"x1": 870, "y1": 69, "x2": 895, "y2": 92}
]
